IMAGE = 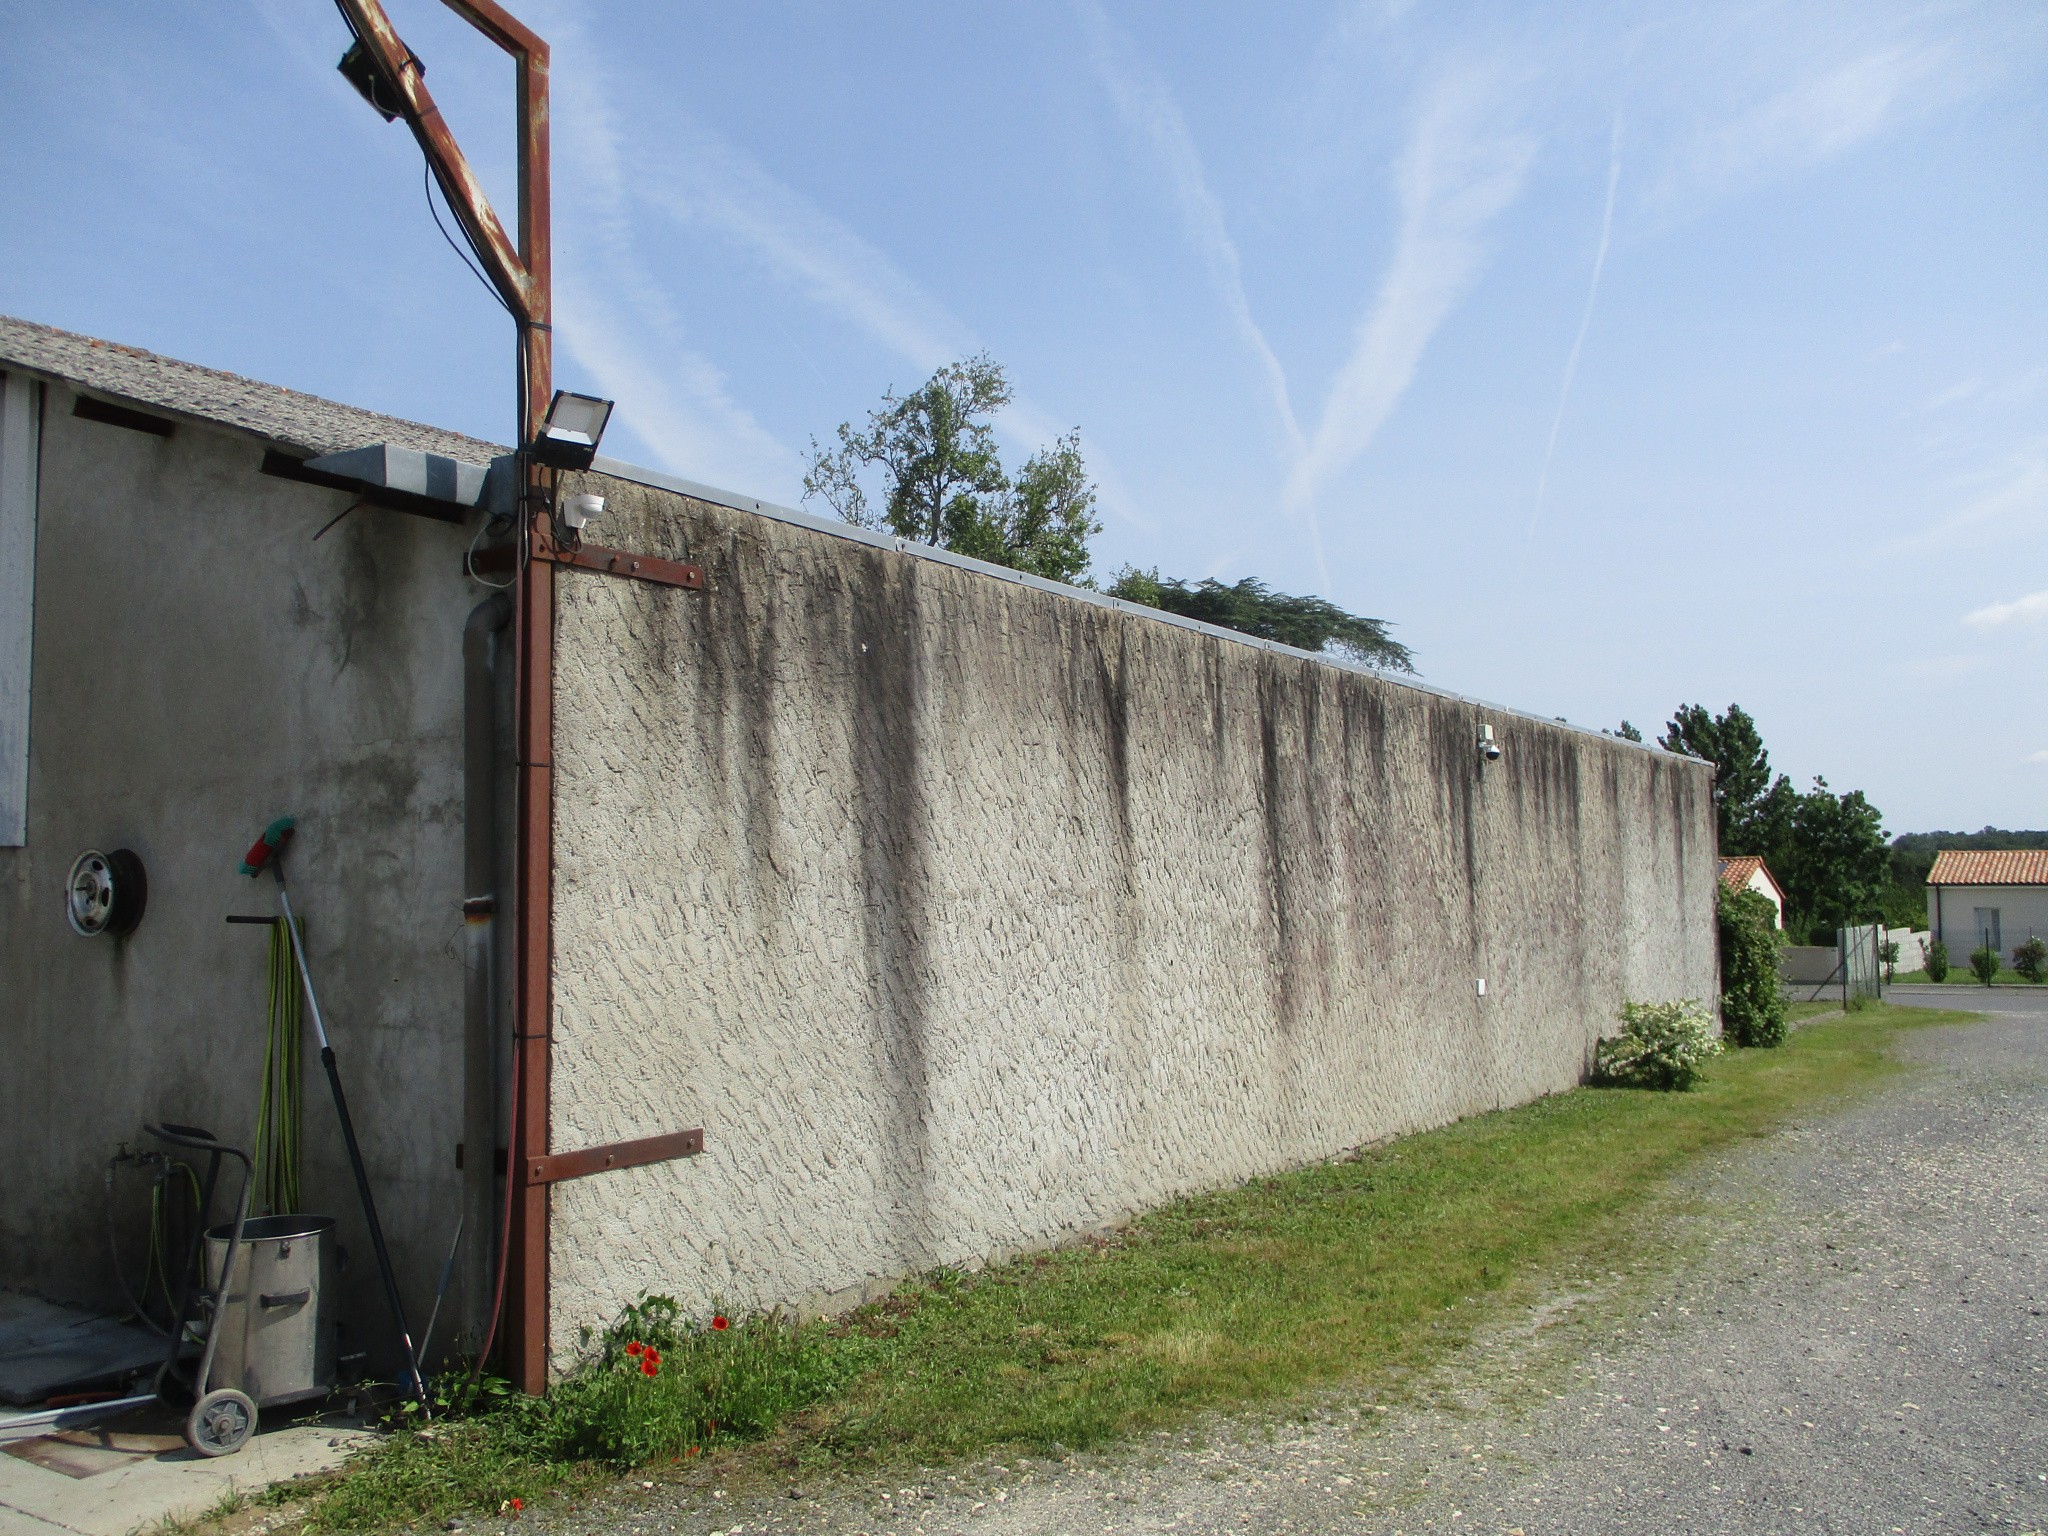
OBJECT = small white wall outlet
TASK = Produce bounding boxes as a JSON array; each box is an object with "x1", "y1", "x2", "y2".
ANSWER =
[{"x1": 1475, "y1": 977, "x2": 1487, "y2": 997}]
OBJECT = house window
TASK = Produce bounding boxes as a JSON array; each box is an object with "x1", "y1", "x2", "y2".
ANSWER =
[
  {"x1": 0, "y1": 371, "x2": 37, "y2": 847},
  {"x1": 1974, "y1": 907, "x2": 2002, "y2": 954}
]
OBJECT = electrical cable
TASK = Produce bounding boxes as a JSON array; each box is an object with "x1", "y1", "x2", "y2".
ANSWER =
[{"x1": 424, "y1": 162, "x2": 516, "y2": 319}]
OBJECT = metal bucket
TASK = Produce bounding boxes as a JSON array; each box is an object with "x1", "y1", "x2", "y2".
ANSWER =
[{"x1": 204, "y1": 1215, "x2": 337, "y2": 1409}]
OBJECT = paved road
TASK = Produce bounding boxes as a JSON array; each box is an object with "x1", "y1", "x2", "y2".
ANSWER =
[{"x1": 545, "y1": 997, "x2": 2048, "y2": 1536}]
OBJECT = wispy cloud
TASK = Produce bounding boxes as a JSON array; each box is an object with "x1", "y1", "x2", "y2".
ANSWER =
[
  {"x1": 1903, "y1": 451, "x2": 2048, "y2": 552},
  {"x1": 550, "y1": 21, "x2": 796, "y2": 489},
  {"x1": 1076, "y1": 0, "x2": 1302, "y2": 456},
  {"x1": 2028, "y1": 750, "x2": 2048, "y2": 766},
  {"x1": 1286, "y1": 70, "x2": 1535, "y2": 512},
  {"x1": 632, "y1": 131, "x2": 972, "y2": 376},
  {"x1": 1528, "y1": 112, "x2": 1622, "y2": 542},
  {"x1": 550, "y1": 21, "x2": 1148, "y2": 524},
  {"x1": 1652, "y1": 41, "x2": 1947, "y2": 211},
  {"x1": 1963, "y1": 589, "x2": 2048, "y2": 632}
]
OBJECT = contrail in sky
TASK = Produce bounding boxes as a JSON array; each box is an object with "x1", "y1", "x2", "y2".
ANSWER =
[{"x1": 1528, "y1": 114, "x2": 1622, "y2": 545}]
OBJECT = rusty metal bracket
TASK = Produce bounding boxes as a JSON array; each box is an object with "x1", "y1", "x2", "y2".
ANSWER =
[
  {"x1": 524, "y1": 1128, "x2": 705, "y2": 1186},
  {"x1": 469, "y1": 539, "x2": 704, "y2": 590}
]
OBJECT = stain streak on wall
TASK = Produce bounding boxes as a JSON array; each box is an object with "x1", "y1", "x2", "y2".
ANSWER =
[{"x1": 546, "y1": 475, "x2": 1717, "y2": 1356}]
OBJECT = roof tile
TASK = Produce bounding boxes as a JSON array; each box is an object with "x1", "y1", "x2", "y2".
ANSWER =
[
  {"x1": 0, "y1": 313, "x2": 503, "y2": 463},
  {"x1": 1926, "y1": 849, "x2": 2048, "y2": 886}
]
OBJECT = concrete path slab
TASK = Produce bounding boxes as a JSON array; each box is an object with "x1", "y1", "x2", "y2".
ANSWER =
[{"x1": 0, "y1": 1402, "x2": 367, "y2": 1536}]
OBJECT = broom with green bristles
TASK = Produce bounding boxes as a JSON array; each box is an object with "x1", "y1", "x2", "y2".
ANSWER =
[{"x1": 242, "y1": 816, "x2": 426, "y2": 1408}]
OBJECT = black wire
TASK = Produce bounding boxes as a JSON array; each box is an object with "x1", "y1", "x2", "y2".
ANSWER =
[{"x1": 424, "y1": 161, "x2": 514, "y2": 317}]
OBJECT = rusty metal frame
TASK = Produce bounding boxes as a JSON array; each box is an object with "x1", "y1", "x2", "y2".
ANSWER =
[
  {"x1": 524, "y1": 1129, "x2": 706, "y2": 1186},
  {"x1": 334, "y1": 0, "x2": 555, "y2": 1394}
]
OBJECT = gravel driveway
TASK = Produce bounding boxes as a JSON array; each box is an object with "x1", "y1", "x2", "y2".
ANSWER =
[{"x1": 544, "y1": 998, "x2": 2048, "y2": 1536}]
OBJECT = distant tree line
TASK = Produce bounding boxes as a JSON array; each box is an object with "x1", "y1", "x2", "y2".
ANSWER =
[{"x1": 804, "y1": 357, "x2": 1413, "y2": 673}]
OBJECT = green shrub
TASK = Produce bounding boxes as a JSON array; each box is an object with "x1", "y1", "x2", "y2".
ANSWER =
[
  {"x1": 1925, "y1": 939, "x2": 1949, "y2": 982},
  {"x1": 1970, "y1": 945, "x2": 2001, "y2": 986},
  {"x1": 1879, "y1": 939, "x2": 1900, "y2": 983},
  {"x1": 1717, "y1": 885, "x2": 1787, "y2": 1048},
  {"x1": 1593, "y1": 999, "x2": 1723, "y2": 1091},
  {"x1": 2013, "y1": 937, "x2": 2046, "y2": 984}
]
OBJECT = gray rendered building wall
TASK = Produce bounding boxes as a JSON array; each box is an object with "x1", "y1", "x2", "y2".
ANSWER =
[
  {"x1": 0, "y1": 390, "x2": 475, "y2": 1358},
  {"x1": 546, "y1": 471, "x2": 1719, "y2": 1359}
]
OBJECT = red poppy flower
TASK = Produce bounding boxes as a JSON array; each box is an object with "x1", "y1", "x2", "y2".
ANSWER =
[
  {"x1": 645, "y1": 1349, "x2": 661, "y2": 1366},
  {"x1": 510, "y1": 1498, "x2": 523, "y2": 1513},
  {"x1": 625, "y1": 1341, "x2": 643, "y2": 1357},
  {"x1": 641, "y1": 1356, "x2": 659, "y2": 1376},
  {"x1": 711, "y1": 1315, "x2": 729, "y2": 1331}
]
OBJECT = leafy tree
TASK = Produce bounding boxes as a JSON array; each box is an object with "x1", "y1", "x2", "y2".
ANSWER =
[
  {"x1": 1107, "y1": 569, "x2": 1414, "y2": 671},
  {"x1": 1925, "y1": 939, "x2": 1949, "y2": 982},
  {"x1": 1659, "y1": 703, "x2": 1895, "y2": 938},
  {"x1": 1879, "y1": 938, "x2": 1901, "y2": 983},
  {"x1": 945, "y1": 433, "x2": 1099, "y2": 585},
  {"x1": 1970, "y1": 945, "x2": 2001, "y2": 986},
  {"x1": 2013, "y1": 937, "x2": 2046, "y2": 984},
  {"x1": 803, "y1": 357, "x2": 1102, "y2": 584},
  {"x1": 1615, "y1": 721, "x2": 1643, "y2": 742},
  {"x1": 1661, "y1": 704, "x2": 1782, "y2": 851},
  {"x1": 1781, "y1": 777, "x2": 1889, "y2": 936},
  {"x1": 1717, "y1": 884, "x2": 1787, "y2": 1048}
]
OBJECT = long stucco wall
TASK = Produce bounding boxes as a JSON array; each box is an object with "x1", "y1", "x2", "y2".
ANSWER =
[{"x1": 547, "y1": 472, "x2": 1719, "y2": 1354}]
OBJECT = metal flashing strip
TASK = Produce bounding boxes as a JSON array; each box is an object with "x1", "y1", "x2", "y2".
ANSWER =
[
  {"x1": 306, "y1": 443, "x2": 491, "y2": 507},
  {"x1": 260, "y1": 450, "x2": 470, "y2": 524},
  {"x1": 585, "y1": 454, "x2": 1684, "y2": 760}
]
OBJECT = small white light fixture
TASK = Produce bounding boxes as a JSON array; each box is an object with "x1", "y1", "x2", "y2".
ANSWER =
[
  {"x1": 559, "y1": 492, "x2": 605, "y2": 532},
  {"x1": 1478, "y1": 723, "x2": 1502, "y2": 762},
  {"x1": 531, "y1": 391, "x2": 615, "y2": 470}
]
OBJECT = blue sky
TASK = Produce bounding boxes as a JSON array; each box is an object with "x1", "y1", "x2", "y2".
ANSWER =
[{"x1": 3, "y1": 1, "x2": 2045, "y2": 833}]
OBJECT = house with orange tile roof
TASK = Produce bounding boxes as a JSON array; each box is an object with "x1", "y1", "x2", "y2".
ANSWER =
[
  {"x1": 1926, "y1": 850, "x2": 2048, "y2": 958},
  {"x1": 1718, "y1": 854, "x2": 1786, "y2": 928}
]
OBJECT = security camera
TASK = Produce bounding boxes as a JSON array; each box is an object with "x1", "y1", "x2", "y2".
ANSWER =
[
  {"x1": 559, "y1": 492, "x2": 605, "y2": 531},
  {"x1": 1478, "y1": 724, "x2": 1502, "y2": 762}
]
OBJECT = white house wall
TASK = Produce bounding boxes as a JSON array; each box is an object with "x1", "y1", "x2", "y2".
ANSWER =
[{"x1": 1928, "y1": 886, "x2": 2048, "y2": 953}]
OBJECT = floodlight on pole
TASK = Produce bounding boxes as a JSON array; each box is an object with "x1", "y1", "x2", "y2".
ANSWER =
[
  {"x1": 328, "y1": 0, "x2": 558, "y2": 1400},
  {"x1": 531, "y1": 391, "x2": 614, "y2": 470}
]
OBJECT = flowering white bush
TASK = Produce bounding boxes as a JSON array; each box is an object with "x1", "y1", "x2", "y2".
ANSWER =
[{"x1": 1593, "y1": 998, "x2": 1722, "y2": 1091}]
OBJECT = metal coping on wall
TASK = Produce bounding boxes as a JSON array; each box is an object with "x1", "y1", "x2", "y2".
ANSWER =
[{"x1": 584, "y1": 454, "x2": 1692, "y2": 761}]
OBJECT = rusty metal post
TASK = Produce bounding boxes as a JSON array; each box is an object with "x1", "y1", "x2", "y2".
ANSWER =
[{"x1": 332, "y1": 0, "x2": 555, "y2": 1395}]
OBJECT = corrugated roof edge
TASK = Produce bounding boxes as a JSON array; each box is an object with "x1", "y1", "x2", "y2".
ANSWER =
[
  {"x1": 588, "y1": 454, "x2": 1690, "y2": 762},
  {"x1": 0, "y1": 313, "x2": 503, "y2": 464}
]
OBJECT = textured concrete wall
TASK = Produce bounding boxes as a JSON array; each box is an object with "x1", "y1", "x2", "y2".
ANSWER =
[
  {"x1": 0, "y1": 392, "x2": 475, "y2": 1362},
  {"x1": 547, "y1": 471, "x2": 1718, "y2": 1356}
]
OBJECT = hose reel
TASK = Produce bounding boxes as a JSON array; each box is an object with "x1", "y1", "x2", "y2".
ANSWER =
[{"x1": 66, "y1": 848, "x2": 148, "y2": 937}]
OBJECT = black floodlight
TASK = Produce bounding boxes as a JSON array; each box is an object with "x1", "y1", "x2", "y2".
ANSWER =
[
  {"x1": 532, "y1": 391, "x2": 614, "y2": 470},
  {"x1": 338, "y1": 37, "x2": 413, "y2": 123}
]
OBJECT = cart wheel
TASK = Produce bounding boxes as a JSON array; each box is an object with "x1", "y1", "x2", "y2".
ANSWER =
[{"x1": 185, "y1": 1389, "x2": 257, "y2": 1457}]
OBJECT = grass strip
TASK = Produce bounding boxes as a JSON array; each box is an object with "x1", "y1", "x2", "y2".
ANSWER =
[{"x1": 287, "y1": 1003, "x2": 1976, "y2": 1532}]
